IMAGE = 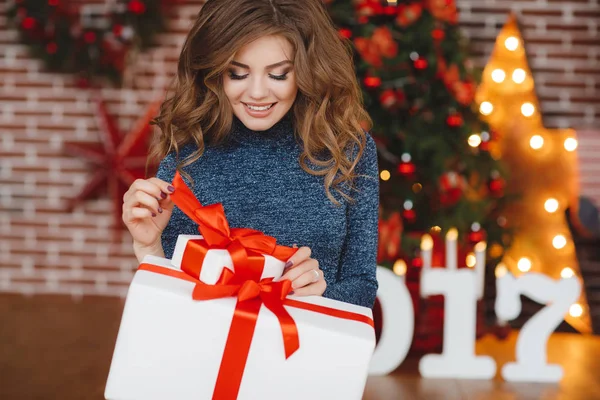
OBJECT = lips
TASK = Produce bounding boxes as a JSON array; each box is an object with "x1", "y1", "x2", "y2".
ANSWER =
[{"x1": 243, "y1": 102, "x2": 276, "y2": 111}]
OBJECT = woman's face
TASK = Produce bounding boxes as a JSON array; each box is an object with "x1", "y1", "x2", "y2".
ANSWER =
[{"x1": 223, "y1": 35, "x2": 298, "y2": 132}]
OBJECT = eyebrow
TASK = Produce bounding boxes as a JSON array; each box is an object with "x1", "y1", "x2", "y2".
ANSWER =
[{"x1": 230, "y1": 60, "x2": 293, "y2": 70}]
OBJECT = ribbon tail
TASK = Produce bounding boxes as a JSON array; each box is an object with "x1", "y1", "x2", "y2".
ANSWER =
[
  {"x1": 170, "y1": 171, "x2": 205, "y2": 225},
  {"x1": 263, "y1": 295, "x2": 300, "y2": 359},
  {"x1": 211, "y1": 299, "x2": 262, "y2": 400}
]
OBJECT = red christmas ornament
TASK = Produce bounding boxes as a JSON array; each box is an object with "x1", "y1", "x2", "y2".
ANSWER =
[
  {"x1": 468, "y1": 230, "x2": 486, "y2": 244},
  {"x1": 403, "y1": 209, "x2": 417, "y2": 223},
  {"x1": 46, "y1": 42, "x2": 58, "y2": 54},
  {"x1": 64, "y1": 95, "x2": 161, "y2": 240},
  {"x1": 414, "y1": 58, "x2": 428, "y2": 70},
  {"x1": 49, "y1": 0, "x2": 59, "y2": 6},
  {"x1": 338, "y1": 28, "x2": 352, "y2": 39},
  {"x1": 84, "y1": 31, "x2": 97, "y2": 44},
  {"x1": 379, "y1": 89, "x2": 398, "y2": 109},
  {"x1": 364, "y1": 76, "x2": 382, "y2": 89},
  {"x1": 128, "y1": 0, "x2": 147, "y2": 14},
  {"x1": 432, "y1": 28, "x2": 445, "y2": 41},
  {"x1": 446, "y1": 112, "x2": 463, "y2": 127},
  {"x1": 22, "y1": 16, "x2": 36, "y2": 30},
  {"x1": 383, "y1": 6, "x2": 398, "y2": 16},
  {"x1": 397, "y1": 161, "x2": 416, "y2": 176},
  {"x1": 113, "y1": 24, "x2": 124, "y2": 37},
  {"x1": 411, "y1": 256, "x2": 423, "y2": 268},
  {"x1": 489, "y1": 177, "x2": 506, "y2": 197},
  {"x1": 439, "y1": 171, "x2": 465, "y2": 206}
]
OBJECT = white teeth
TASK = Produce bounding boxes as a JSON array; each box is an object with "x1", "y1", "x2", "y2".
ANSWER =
[{"x1": 245, "y1": 103, "x2": 273, "y2": 111}]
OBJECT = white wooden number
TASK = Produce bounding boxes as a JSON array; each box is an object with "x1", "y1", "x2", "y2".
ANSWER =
[
  {"x1": 495, "y1": 273, "x2": 581, "y2": 382},
  {"x1": 418, "y1": 269, "x2": 496, "y2": 379},
  {"x1": 368, "y1": 267, "x2": 414, "y2": 375}
]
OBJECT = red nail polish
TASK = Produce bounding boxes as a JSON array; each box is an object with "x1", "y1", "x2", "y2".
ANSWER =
[
  {"x1": 160, "y1": 192, "x2": 167, "y2": 199},
  {"x1": 284, "y1": 261, "x2": 293, "y2": 269}
]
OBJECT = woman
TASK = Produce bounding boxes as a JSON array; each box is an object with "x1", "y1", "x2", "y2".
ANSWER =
[{"x1": 121, "y1": 0, "x2": 379, "y2": 308}]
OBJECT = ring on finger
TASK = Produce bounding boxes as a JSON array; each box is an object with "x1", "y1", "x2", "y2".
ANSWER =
[{"x1": 311, "y1": 269, "x2": 320, "y2": 283}]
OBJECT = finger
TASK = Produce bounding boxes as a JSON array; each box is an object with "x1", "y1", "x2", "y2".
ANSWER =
[
  {"x1": 290, "y1": 268, "x2": 322, "y2": 290},
  {"x1": 126, "y1": 190, "x2": 163, "y2": 215},
  {"x1": 148, "y1": 177, "x2": 176, "y2": 197},
  {"x1": 130, "y1": 207, "x2": 156, "y2": 220},
  {"x1": 292, "y1": 277, "x2": 327, "y2": 296},
  {"x1": 124, "y1": 178, "x2": 174, "y2": 203},
  {"x1": 284, "y1": 246, "x2": 311, "y2": 269},
  {"x1": 281, "y1": 258, "x2": 318, "y2": 283}
]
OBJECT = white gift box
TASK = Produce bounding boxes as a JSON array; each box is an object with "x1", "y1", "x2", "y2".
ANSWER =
[
  {"x1": 105, "y1": 246, "x2": 375, "y2": 400},
  {"x1": 171, "y1": 234, "x2": 286, "y2": 284}
]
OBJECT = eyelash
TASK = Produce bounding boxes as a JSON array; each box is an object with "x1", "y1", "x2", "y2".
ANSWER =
[{"x1": 228, "y1": 72, "x2": 289, "y2": 81}]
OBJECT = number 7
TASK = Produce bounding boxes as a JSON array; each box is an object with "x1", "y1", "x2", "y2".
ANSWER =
[{"x1": 495, "y1": 272, "x2": 581, "y2": 382}]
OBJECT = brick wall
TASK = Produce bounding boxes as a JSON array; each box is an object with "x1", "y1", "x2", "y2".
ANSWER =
[{"x1": 1, "y1": 0, "x2": 598, "y2": 298}]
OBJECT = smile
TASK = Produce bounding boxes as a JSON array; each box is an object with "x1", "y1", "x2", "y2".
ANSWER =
[{"x1": 243, "y1": 102, "x2": 276, "y2": 111}]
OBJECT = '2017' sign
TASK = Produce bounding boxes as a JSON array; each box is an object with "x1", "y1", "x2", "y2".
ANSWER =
[{"x1": 369, "y1": 266, "x2": 581, "y2": 382}]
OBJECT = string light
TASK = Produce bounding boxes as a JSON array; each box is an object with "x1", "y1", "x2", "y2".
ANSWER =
[
  {"x1": 393, "y1": 259, "x2": 407, "y2": 276},
  {"x1": 504, "y1": 36, "x2": 519, "y2": 51},
  {"x1": 521, "y1": 102, "x2": 535, "y2": 117},
  {"x1": 564, "y1": 138, "x2": 578, "y2": 152},
  {"x1": 495, "y1": 263, "x2": 508, "y2": 278},
  {"x1": 491, "y1": 69, "x2": 506, "y2": 83},
  {"x1": 466, "y1": 252, "x2": 476, "y2": 268},
  {"x1": 468, "y1": 134, "x2": 482, "y2": 147},
  {"x1": 561, "y1": 267, "x2": 575, "y2": 278},
  {"x1": 544, "y1": 198, "x2": 559, "y2": 213},
  {"x1": 517, "y1": 257, "x2": 532, "y2": 272},
  {"x1": 569, "y1": 303, "x2": 583, "y2": 318},
  {"x1": 380, "y1": 170, "x2": 391, "y2": 181},
  {"x1": 552, "y1": 234, "x2": 567, "y2": 249},
  {"x1": 512, "y1": 68, "x2": 526, "y2": 83},
  {"x1": 529, "y1": 135, "x2": 544, "y2": 149},
  {"x1": 480, "y1": 101, "x2": 493, "y2": 115}
]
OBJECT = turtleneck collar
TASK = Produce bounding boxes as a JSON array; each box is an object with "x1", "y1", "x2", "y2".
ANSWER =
[{"x1": 228, "y1": 113, "x2": 295, "y2": 147}]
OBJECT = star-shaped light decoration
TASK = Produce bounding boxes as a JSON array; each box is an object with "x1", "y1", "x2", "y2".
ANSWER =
[
  {"x1": 475, "y1": 13, "x2": 591, "y2": 334},
  {"x1": 64, "y1": 94, "x2": 162, "y2": 240}
]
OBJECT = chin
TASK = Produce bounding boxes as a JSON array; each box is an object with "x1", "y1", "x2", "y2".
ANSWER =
[{"x1": 235, "y1": 109, "x2": 287, "y2": 132}]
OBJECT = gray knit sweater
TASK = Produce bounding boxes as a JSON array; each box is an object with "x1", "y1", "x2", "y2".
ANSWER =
[{"x1": 156, "y1": 115, "x2": 379, "y2": 308}]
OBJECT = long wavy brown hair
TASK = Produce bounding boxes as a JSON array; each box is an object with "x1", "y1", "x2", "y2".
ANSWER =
[{"x1": 149, "y1": 0, "x2": 372, "y2": 205}]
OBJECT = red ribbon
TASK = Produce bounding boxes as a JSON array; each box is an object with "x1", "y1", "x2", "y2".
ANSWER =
[
  {"x1": 161, "y1": 172, "x2": 373, "y2": 399},
  {"x1": 138, "y1": 263, "x2": 374, "y2": 399},
  {"x1": 170, "y1": 171, "x2": 296, "y2": 282}
]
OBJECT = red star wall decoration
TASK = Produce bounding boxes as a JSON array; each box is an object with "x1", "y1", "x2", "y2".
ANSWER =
[{"x1": 64, "y1": 94, "x2": 162, "y2": 240}]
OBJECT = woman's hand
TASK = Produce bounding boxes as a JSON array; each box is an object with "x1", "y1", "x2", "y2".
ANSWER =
[
  {"x1": 280, "y1": 246, "x2": 326, "y2": 296},
  {"x1": 122, "y1": 178, "x2": 175, "y2": 260}
]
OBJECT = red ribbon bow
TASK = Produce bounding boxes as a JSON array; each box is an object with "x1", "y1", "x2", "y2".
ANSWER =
[
  {"x1": 167, "y1": 171, "x2": 299, "y2": 399},
  {"x1": 170, "y1": 171, "x2": 296, "y2": 282}
]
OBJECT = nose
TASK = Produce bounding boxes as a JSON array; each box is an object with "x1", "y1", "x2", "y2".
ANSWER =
[{"x1": 248, "y1": 75, "x2": 269, "y2": 101}]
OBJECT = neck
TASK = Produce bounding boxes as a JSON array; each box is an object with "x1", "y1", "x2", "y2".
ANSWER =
[{"x1": 228, "y1": 114, "x2": 295, "y2": 146}]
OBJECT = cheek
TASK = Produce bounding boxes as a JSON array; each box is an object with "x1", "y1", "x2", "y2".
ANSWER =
[
  {"x1": 275, "y1": 78, "x2": 298, "y2": 102},
  {"x1": 223, "y1": 79, "x2": 245, "y2": 103}
]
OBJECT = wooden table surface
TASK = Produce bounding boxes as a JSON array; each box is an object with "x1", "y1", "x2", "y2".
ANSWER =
[{"x1": 1, "y1": 294, "x2": 599, "y2": 400}]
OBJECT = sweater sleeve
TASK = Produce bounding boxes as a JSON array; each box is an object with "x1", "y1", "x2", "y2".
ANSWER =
[{"x1": 323, "y1": 133, "x2": 380, "y2": 308}]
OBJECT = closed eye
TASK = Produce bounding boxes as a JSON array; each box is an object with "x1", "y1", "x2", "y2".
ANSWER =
[{"x1": 227, "y1": 71, "x2": 289, "y2": 81}]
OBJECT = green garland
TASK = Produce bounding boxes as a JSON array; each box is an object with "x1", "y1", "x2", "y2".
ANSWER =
[{"x1": 7, "y1": 0, "x2": 175, "y2": 86}]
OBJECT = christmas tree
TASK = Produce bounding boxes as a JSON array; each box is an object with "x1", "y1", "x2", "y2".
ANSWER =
[{"x1": 326, "y1": 0, "x2": 515, "y2": 266}]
